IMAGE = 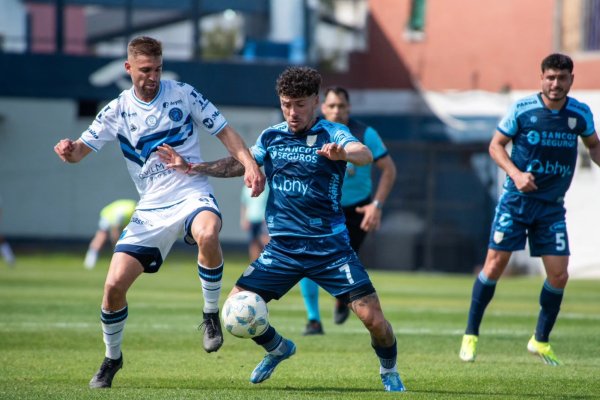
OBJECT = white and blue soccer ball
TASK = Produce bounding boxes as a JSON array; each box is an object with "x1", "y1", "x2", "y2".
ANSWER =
[{"x1": 222, "y1": 291, "x2": 269, "y2": 339}]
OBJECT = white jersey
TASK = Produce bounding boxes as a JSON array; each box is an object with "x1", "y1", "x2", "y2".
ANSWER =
[{"x1": 80, "y1": 80, "x2": 227, "y2": 209}]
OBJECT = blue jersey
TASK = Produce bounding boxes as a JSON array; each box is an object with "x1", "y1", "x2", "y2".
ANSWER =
[
  {"x1": 497, "y1": 93, "x2": 595, "y2": 203},
  {"x1": 341, "y1": 119, "x2": 389, "y2": 206},
  {"x1": 250, "y1": 118, "x2": 359, "y2": 238}
]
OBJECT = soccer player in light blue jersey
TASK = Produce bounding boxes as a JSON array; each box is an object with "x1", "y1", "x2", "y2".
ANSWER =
[
  {"x1": 459, "y1": 53, "x2": 600, "y2": 366},
  {"x1": 158, "y1": 66, "x2": 406, "y2": 392},
  {"x1": 54, "y1": 36, "x2": 265, "y2": 389},
  {"x1": 300, "y1": 86, "x2": 397, "y2": 335}
]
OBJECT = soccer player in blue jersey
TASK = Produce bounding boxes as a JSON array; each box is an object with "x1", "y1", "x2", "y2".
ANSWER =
[
  {"x1": 459, "y1": 53, "x2": 600, "y2": 366},
  {"x1": 54, "y1": 36, "x2": 264, "y2": 388},
  {"x1": 158, "y1": 66, "x2": 406, "y2": 391},
  {"x1": 300, "y1": 86, "x2": 397, "y2": 334}
]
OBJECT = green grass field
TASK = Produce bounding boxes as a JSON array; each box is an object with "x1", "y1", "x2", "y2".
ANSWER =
[{"x1": 1, "y1": 250, "x2": 599, "y2": 399}]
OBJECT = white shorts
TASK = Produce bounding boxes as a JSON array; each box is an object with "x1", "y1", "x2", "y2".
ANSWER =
[{"x1": 115, "y1": 195, "x2": 221, "y2": 272}]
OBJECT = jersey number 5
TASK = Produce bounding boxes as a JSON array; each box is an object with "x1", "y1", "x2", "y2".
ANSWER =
[{"x1": 555, "y1": 232, "x2": 566, "y2": 251}]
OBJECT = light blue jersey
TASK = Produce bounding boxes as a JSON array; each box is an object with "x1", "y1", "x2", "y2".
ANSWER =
[
  {"x1": 250, "y1": 117, "x2": 359, "y2": 238},
  {"x1": 497, "y1": 93, "x2": 595, "y2": 203},
  {"x1": 341, "y1": 119, "x2": 388, "y2": 207}
]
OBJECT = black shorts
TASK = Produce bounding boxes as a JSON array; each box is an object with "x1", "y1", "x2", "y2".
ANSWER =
[{"x1": 343, "y1": 197, "x2": 371, "y2": 253}]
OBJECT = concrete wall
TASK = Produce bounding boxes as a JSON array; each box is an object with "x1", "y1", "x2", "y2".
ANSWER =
[
  {"x1": 0, "y1": 97, "x2": 280, "y2": 243},
  {"x1": 326, "y1": 0, "x2": 600, "y2": 92}
]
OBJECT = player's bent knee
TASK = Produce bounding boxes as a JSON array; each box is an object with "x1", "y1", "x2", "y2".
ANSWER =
[
  {"x1": 103, "y1": 281, "x2": 128, "y2": 304},
  {"x1": 194, "y1": 227, "x2": 220, "y2": 248}
]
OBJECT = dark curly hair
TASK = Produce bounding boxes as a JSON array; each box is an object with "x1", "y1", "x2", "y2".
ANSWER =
[
  {"x1": 276, "y1": 66, "x2": 322, "y2": 98},
  {"x1": 541, "y1": 53, "x2": 573, "y2": 73}
]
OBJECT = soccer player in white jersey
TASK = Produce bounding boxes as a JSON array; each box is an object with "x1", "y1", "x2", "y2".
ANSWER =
[
  {"x1": 54, "y1": 36, "x2": 264, "y2": 389},
  {"x1": 158, "y1": 67, "x2": 406, "y2": 392}
]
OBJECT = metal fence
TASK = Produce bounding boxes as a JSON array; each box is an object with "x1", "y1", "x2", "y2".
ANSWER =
[{"x1": 360, "y1": 141, "x2": 497, "y2": 274}]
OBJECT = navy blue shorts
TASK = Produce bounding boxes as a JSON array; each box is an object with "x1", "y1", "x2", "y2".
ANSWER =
[
  {"x1": 235, "y1": 231, "x2": 374, "y2": 302},
  {"x1": 488, "y1": 192, "x2": 569, "y2": 257}
]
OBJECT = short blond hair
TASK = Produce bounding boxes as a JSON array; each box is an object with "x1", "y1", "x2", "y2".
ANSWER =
[{"x1": 127, "y1": 36, "x2": 162, "y2": 59}]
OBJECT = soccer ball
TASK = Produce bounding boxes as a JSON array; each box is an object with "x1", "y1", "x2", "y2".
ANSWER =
[{"x1": 221, "y1": 291, "x2": 269, "y2": 339}]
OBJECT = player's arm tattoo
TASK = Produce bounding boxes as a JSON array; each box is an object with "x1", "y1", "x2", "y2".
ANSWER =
[{"x1": 191, "y1": 156, "x2": 245, "y2": 177}]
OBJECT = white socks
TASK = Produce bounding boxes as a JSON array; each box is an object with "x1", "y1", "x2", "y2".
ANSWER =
[
  {"x1": 197, "y1": 263, "x2": 223, "y2": 313},
  {"x1": 84, "y1": 248, "x2": 98, "y2": 269},
  {"x1": 1, "y1": 242, "x2": 15, "y2": 265}
]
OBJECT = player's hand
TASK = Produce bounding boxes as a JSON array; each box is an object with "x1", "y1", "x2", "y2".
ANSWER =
[
  {"x1": 512, "y1": 171, "x2": 538, "y2": 192},
  {"x1": 157, "y1": 144, "x2": 189, "y2": 173},
  {"x1": 244, "y1": 165, "x2": 266, "y2": 197},
  {"x1": 356, "y1": 203, "x2": 382, "y2": 232},
  {"x1": 317, "y1": 143, "x2": 347, "y2": 161},
  {"x1": 54, "y1": 139, "x2": 75, "y2": 162}
]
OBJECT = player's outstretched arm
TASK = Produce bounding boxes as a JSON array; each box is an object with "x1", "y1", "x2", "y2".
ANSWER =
[
  {"x1": 54, "y1": 138, "x2": 92, "y2": 163},
  {"x1": 318, "y1": 141, "x2": 373, "y2": 165},
  {"x1": 194, "y1": 157, "x2": 247, "y2": 177},
  {"x1": 216, "y1": 126, "x2": 265, "y2": 197},
  {"x1": 157, "y1": 144, "x2": 246, "y2": 177}
]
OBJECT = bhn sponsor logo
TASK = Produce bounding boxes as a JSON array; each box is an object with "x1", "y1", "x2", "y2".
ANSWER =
[
  {"x1": 271, "y1": 176, "x2": 308, "y2": 195},
  {"x1": 527, "y1": 159, "x2": 572, "y2": 177}
]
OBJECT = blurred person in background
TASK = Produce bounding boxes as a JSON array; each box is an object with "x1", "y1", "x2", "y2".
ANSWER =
[
  {"x1": 300, "y1": 86, "x2": 397, "y2": 335},
  {"x1": 240, "y1": 185, "x2": 269, "y2": 261},
  {"x1": 54, "y1": 36, "x2": 264, "y2": 389},
  {"x1": 459, "y1": 53, "x2": 600, "y2": 366},
  {"x1": 84, "y1": 199, "x2": 136, "y2": 269},
  {"x1": 0, "y1": 195, "x2": 16, "y2": 266}
]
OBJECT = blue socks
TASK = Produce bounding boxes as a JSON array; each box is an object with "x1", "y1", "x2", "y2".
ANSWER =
[
  {"x1": 535, "y1": 280, "x2": 564, "y2": 342},
  {"x1": 465, "y1": 271, "x2": 497, "y2": 335},
  {"x1": 252, "y1": 326, "x2": 287, "y2": 356},
  {"x1": 373, "y1": 339, "x2": 398, "y2": 371},
  {"x1": 299, "y1": 278, "x2": 320, "y2": 322}
]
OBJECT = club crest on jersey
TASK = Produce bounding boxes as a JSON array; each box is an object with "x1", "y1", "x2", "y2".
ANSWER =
[
  {"x1": 493, "y1": 231, "x2": 504, "y2": 244},
  {"x1": 169, "y1": 107, "x2": 183, "y2": 122},
  {"x1": 568, "y1": 117, "x2": 577, "y2": 129},
  {"x1": 306, "y1": 135, "x2": 317, "y2": 147},
  {"x1": 145, "y1": 115, "x2": 158, "y2": 128}
]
